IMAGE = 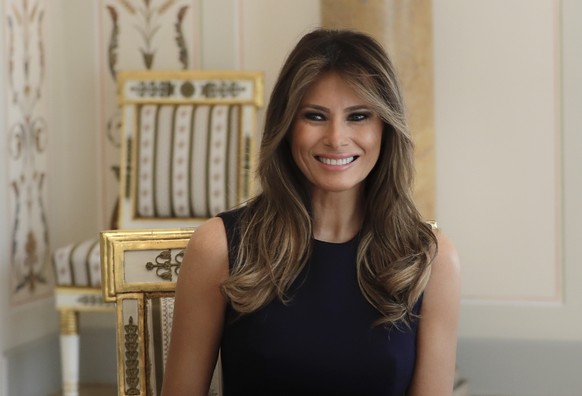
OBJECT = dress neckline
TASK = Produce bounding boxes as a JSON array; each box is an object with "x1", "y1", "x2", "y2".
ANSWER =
[{"x1": 314, "y1": 233, "x2": 360, "y2": 246}]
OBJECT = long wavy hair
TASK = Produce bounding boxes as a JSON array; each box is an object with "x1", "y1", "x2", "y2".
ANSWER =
[{"x1": 221, "y1": 28, "x2": 437, "y2": 327}]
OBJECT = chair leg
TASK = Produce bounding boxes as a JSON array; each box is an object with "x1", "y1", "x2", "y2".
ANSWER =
[{"x1": 59, "y1": 309, "x2": 80, "y2": 396}]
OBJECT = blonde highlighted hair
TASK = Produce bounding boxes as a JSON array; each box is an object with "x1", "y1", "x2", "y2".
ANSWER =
[{"x1": 221, "y1": 29, "x2": 437, "y2": 327}]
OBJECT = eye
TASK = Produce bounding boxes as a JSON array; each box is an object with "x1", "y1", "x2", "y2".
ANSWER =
[
  {"x1": 303, "y1": 112, "x2": 326, "y2": 121},
  {"x1": 348, "y1": 112, "x2": 372, "y2": 122}
]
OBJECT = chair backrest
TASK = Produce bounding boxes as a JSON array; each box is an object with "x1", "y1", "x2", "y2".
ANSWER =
[
  {"x1": 101, "y1": 228, "x2": 222, "y2": 396},
  {"x1": 117, "y1": 70, "x2": 263, "y2": 229}
]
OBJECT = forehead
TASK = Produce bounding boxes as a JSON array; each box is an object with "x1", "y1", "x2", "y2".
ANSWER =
[{"x1": 300, "y1": 71, "x2": 368, "y2": 106}]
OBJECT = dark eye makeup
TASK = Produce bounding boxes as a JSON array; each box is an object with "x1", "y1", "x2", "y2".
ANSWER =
[
  {"x1": 347, "y1": 112, "x2": 372, "y2": 122},
  {"x1": 303, "y1": 112, "x2": 326, "y2": 121},
  {"x1": 299, "y1": 108, "x2": 374, "y2": 122}
]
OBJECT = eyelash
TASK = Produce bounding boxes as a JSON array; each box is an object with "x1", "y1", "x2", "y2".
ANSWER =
[
  {"x1": 303, "y1": 112, "x2": 371, "y2": 122},
  {"x1": 348, "y1": 113, "x2": 370, "y2": 122}
]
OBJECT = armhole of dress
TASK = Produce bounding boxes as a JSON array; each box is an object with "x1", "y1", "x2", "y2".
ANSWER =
[{"x1": 217, "y1": 208, "x2": 244, "y2": 273}]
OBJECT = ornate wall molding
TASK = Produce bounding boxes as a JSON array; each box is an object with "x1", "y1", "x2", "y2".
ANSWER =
[{"x1": 4, "y1": 0, "x2": 53, "y2": 304}]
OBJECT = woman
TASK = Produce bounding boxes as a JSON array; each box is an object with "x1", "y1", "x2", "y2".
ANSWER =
[{"x1": 162, "y1": 28, "x2": 460, "y2": 396}]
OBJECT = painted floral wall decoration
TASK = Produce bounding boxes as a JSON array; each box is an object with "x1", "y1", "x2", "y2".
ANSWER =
[
  {"x1": 5, "y1": 0, "x2": 53, "y2": 303},
  {"x1": 99, "y1": 0, "x2": 200, "y2": 229}
]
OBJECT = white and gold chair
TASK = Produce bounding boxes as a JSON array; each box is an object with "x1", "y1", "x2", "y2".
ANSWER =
[
  {"x1": 54, "y1": 70, "x2": 263, "y2": 395},
  {"x1": 100, "y1": 227, "x2": 222, "y2": 396},
  {"x1": 116, "y1": 70, "x2": 263, "y2": 229}
]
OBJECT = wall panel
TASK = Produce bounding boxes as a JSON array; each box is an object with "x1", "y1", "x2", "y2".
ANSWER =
[
  {"x1": 434, "y1": 0, "x2": 569, "y2": 341},
  {"x1": 435, "y1": 0, "x2": 561, "y2": 303}
]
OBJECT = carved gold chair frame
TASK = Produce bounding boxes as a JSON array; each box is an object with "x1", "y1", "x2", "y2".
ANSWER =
[{"x1": 101, "y1": 228, "x2": 222, "y2": 396}]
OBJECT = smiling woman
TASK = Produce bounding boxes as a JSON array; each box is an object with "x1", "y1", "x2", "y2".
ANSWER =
[
  {"x1": 161, "y1": 28, "x2": 460, "y2": 396},
  {"x1": 291, "y1": 71, "x2": 383, "y2": 200}
]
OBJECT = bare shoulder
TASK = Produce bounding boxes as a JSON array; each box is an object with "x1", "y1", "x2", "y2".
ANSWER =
[
  {"x1": 181, "y1": 216, "x2": 229, "y2": 281},
  {"x1": 421, "y1": 228, "x2": 461, "y2": 315},
  {"x1": 430, "y1": 228, "x2": 461, "y2": 283},
  {"x1": 188, "y1": 217, "x2": 228, "y2": 252},
  {"x1": 409, "y1": 231, "x2": 460, "y2": 394}
]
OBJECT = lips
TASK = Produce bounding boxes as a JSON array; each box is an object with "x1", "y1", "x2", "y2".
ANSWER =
[{"x1": 315, "y1": 156, "x2": 357, "y2": 166}]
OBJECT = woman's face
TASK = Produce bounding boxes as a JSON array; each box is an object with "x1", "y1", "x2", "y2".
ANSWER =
[{"x1": 290, "y1": 71, "x2": 383, "y2": 197}]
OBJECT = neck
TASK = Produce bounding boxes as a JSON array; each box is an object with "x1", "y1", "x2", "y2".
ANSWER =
[{"x1": 311, "y1": 190, "x2": 364, "y2": 243}]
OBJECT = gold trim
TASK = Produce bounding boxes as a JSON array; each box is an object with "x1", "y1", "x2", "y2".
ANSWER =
[
  {"x1": 55, "y1": 287, "x2": 115, "y2": 312},
  {"x1": 145, "y1": 249, "x2": 184, "y2": 281},
  {"x1": 116, "y1": 299, "x2": 126, "y2": 395},
  {"x1": 129, "y1": 103, "x2": 138, "y2": 221},
  {"x1": 117, "y1": 70, "x2": 264, "y2": 106},
  {"x1": 55, "y1": 286, "x2": 105, "y2": 294},
  {"x1": 124, "y1": 315, "x2": 140, "y2": 395},
  {"x1": 59, "y1": 309, "x2": 79, "y2": 335},
  {"x1": 426, "y1": 220, "x2": 438, "y2": 230},
  {"x1": 100, "y1": 228, "x2": 194, "y2": 302},
  {"x1": 117, "y1": 295, "x2": 147, "y2": 396},
  {"x1": 237, "y1": 107, "x2": 244, "y2": 202}
]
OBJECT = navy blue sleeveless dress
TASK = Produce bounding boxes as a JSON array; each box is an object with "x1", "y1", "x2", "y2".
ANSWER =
[{"x1": 218, "y1": 208, "x2": 422, "y2": 396}]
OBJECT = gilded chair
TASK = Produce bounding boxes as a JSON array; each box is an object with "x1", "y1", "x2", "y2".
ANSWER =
[
  {"x1": 100, "y1": 227, "x2": 222, "y2": 396},
  {"x1": 53, "y1": 239, "x2": 115, "y2": 396},
  {"x1": 54, "y1": 70, "x2": 263, "y2": 395}
]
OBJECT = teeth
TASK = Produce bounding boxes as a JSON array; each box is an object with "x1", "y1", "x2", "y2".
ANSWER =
[{"x1": 317, "y1": 156, "x2": 355, "y2": 166}]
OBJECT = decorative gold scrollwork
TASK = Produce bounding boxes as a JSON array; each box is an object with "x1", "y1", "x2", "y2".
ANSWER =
[
  {"x1": 128, "y1": 79, "x2": 247, "y2": 100},
  {"x1": 129, "y1": 80, "x2": 176, "y2": 97},
  {"x1": 77, "y1": 294, "x2": 107, "y2": 306},
  {"x1": 201, "y1": 81, "x2": 246, "y2": 98},
  {"x1": 124, "y1": 316, "x2": 140, "y2": 395},
  {"x1": 145, "y1": 249, "x2": 183, "y2": 281}
]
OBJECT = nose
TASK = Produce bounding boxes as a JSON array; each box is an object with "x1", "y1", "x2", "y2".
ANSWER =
[{"x1": 323, "y1": 118, "x2": 348, "y2": 148}]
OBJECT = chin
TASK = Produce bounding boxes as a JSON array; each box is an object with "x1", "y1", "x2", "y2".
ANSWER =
[{"x1": 313, "y1": 183, "x2": 363, "y2": 194}]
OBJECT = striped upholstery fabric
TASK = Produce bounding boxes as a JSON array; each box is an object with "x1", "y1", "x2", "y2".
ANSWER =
[
  {"x1": 147, "y1": 296, "x2": 221, "y2": 396},
  {"x1": 118, "y1": 71, "x2": 263, "y2": 229},
  {"x1": 135, "y1": 104, "x2": 245, "y2": 219},
  {"x1": 53, "y1": 238, "x2": 101, "y2": 287},
  {"x1": 148, "y1": 296, "x2": 174, "y2": 395}
]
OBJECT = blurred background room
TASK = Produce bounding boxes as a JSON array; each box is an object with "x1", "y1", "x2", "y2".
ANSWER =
[{"x1": 1, "y1": 1, "x2": 581, "y2": 395}]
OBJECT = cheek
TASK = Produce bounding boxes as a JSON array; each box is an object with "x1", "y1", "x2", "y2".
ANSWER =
[
  {"x1": 363, "y1": 127, "x2": 383, "y2": 167},
  {"x1": 290, "y1": 124, "x2": 312, "y2": 153},
  {"x1": 364, "y1": 127, "x2": 383, "y2": 154},
  {"x1": 289, "y1": 126, "x2": 307, "y2": 165}
]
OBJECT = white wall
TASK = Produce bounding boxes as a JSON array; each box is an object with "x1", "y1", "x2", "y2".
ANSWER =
[
  {"x1": 48, "y1": 0, "x2": 102, "y2": 250},
  {"x1": 435, "y1": 0, "x2": 582, "y2": 394},
  {"x1": 0, "y1": 0, "x2": 9, "y2": 392},
  {"x1": 435, "y1": 0, "x2": 568, "y2": 338}
]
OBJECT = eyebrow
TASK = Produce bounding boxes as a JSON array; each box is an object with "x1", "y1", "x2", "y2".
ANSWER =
[{"x1": 299, "y1": 104, "x2": 372, "y2": 113}]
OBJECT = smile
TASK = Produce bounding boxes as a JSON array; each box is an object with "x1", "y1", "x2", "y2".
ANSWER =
[{"x1": 316, "y1": 156, "x2": 357, "y2": 166}]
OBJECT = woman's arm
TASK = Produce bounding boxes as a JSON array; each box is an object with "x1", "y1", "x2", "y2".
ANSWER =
[
  {"x1": 161, "y1": 217, "x2": 230, "y2": 396},
  {"x1": 408, "y1": 231, "x2": 461, "y2": 396}
]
